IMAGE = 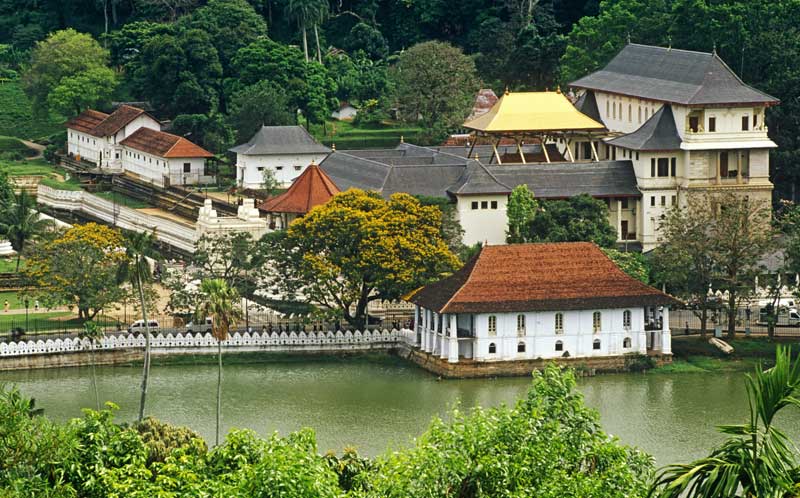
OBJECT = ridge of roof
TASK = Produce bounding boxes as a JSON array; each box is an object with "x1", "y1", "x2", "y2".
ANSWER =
[
  {"x1": 120, "y1": 127, "x2": 213, "y2": 158},
  {"x1": 229, "y1": 125, "x2": 331, "y2": 155},
  {"x1": 259, "y1": 163, "x2": 340, "y2": 213},
  {"x1": 463, "y1": 91, "x2": 606, "y2": 132},
  {"x1": 606, "y1": 104, "x2": 682, "y2": 151}
]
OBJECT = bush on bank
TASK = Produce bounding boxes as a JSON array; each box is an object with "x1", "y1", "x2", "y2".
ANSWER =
[{"x1": 0, "y1": 365, "x2": 653, "y2": 497}]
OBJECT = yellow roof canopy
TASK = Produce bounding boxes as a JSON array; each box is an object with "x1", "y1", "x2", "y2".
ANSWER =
[{"x1": 463, "y1": 91, "x2": 606, "y2": 133}]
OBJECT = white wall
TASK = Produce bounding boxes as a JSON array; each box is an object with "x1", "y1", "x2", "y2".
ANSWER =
[
  {"x1": 456, "y1": 194, "x2": 508, "y2": 246},
  {"x1": 470, "y1": 308, "x2": 647, "y2": 361},
  {"x1": 67, "y1": 130, "x2": 101, "y2": 164},
  {"x1": 236, "y1": 153, "x2": 330, "y2": 188},
  {"x1": 121, "y1": 148, "x2": 208, "y2": 187}
]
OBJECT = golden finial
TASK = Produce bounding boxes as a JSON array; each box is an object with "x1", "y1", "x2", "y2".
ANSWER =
[
  {"x1": 400, "y1": 135, "x2": 404, "y2": 143},
  {"x1": 331, "y1": 143, "x2": 336, "y2": 151},
  {"x1": 474, "y1": 153, "x2": 479, "y2": 161},
  {"x1": 556, "y1": 85, "x2": 562, "y2": 94},
  {"x1": 504, "y1": 86, "x2": 510, "y2": 96}
]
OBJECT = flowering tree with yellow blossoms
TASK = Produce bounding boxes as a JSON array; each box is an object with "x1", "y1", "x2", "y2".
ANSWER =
[
  {"x1": 260, "y1": 189, "x2": 460, "y2": 328},
  {"x1": 25, "y1": 222, "x2": 127, "y2": 321}
]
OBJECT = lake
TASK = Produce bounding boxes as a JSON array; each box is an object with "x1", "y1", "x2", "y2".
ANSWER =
[{"x1": 2, "y1": 355, "x2": 799, "y2": 466}]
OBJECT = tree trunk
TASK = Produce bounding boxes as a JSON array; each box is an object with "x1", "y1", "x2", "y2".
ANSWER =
[
  {"x1": 314, "y1": 24, "x2": 322, "y2": 63},
  {"x1": 15, "y1": 251, "x2": 21, "y2": 272},
  {"x1": 302, "y1": 26, "x2": 309, "y2": 62},
  {"x1": 103, "y1": 0, "x2": 109, "y2": 42},
  {"x1": 216, "y1": 339, "x2": 222, "y2": 447},
  {"x1": 90, "y1": 343, "x2": 100, "y2": 411},
  {"x1": 700, "y1": 307, "x2": 707, "y2": 338},
  {"x1": 726, "y1": 291, "x2": 737, "y2": 339},
  {"x1": 111, "y1": 0, "x2": 118, "y2": 25},
  {"x1": 137, "y1": 272, "x2": 151, "y2": 422}
]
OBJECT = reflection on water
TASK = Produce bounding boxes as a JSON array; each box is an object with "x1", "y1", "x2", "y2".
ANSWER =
[{"x1": 2, "y1": 356, "x2": 798, "y2": 465}]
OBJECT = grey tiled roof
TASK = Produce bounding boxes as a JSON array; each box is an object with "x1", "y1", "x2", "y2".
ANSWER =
[
  {"x1": 229, "y1": 126, "x2": 331, "y2": 155},
  {"x1": 485, "y1": 161, "x2": 640, "y2": 198},
  {"x1": 606, "y1": 105, "x2": 682, "y2": 151},
  {"x1": 570, "y1": 44, "x2": 778, "y2": 106},
  {"x1": 447, "y1": 160, "x2": 512, "y2": 195},
  {"x1": 575, "y1": 90, "x2": 604, "y2": 123}
]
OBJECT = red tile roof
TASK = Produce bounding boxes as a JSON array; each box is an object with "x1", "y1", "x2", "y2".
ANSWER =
[
  {"x1": 92, "y1": 105, "x2": 150, "y2": 137},
  {"x1": 65, "y1": 109, "x2": 110, "y2": 135},
  {"x1": 410, "y1": 242, "x2": 678, "y2": 313},
  {"x1": 259, "y1": 164, "x2": 340, "y2": 214},
  {"x1": 119, "y1": 127, "x2": 214, "y2": 158}
]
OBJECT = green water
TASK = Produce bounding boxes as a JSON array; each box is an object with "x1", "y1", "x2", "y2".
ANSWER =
[{"x1": 2, "y1": 355, "x2": 799, "y2": 465}]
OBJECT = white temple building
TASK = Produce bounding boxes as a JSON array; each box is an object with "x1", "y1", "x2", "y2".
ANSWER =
[{"x1": 407, "y1": 242, "x2": 676, "y2": 363}]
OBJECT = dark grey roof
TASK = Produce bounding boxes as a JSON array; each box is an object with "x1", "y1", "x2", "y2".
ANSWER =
[
  {"x1": 485, "y1": 161, "x2": 640, "y2": 199},
  {"x1": 570, "y1": 44, "x2": 778, "y2": 106},
  {"x1": 229, "y1": 126, "x2": 331, "y2": 155},
  {"x1": 606, "y1": 105, "x2": 682, "y2": 151},
  {"x1": 575, "y1": 91, "x2": 603, "y2": 123},
  {"x1": 447, "y1": 160, "x2": 512, "y2": 195}
]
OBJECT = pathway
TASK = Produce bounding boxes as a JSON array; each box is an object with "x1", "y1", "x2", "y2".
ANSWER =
[{"x1": 19, "y1": 139, "x2": 44, "y2": 160}]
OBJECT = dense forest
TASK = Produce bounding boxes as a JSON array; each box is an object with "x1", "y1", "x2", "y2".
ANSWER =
[{"x1": 1, "y1": 0, "x2": 799, "y2": 199}]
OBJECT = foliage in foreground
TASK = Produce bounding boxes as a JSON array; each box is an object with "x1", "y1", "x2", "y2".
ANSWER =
[{"x1": 0, "y1": 365, "x2": 654, "y2": 497}]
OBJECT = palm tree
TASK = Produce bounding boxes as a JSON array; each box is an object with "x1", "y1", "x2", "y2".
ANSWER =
[
  {"x1": 285, "y1": 0, "x2": 328, "y2": 62},
  {"x1": 117, "y1": 230, "x2": 158, "y2": 422},
  {"x1": 0, "y1": 191, "x2": 49, "y2": 271},
  {"x1": 651, "y1": 346, "x2": 800, "y2": 497},
  {"x1": 196, "y1": 278, "x2": 242, "y2": 446},
  {"x1": 79, "y1": 320, "x2": 104, "y2": 411}
]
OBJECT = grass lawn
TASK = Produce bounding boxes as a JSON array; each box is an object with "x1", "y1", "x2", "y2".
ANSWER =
[
  {"x1": 0, "y1": 257, "x2": 22, "y2": 273},
  {"x1": 0, "y1": 136, "x2": 37, "y2": 157},
  {"x1": 309, "y1": 120, "x2": 424, "y2": 149},
  {"x1": 94, "y1": 190, "x2": 151, "y2": 208},
  {"x1": 0, "y1": 311, "x2": 122, "y2": 334},
  {"x1": 0, "y1": 290, "x2": 27, "y2": 309},
  {"x1": 0, "y1": 158, "x2": 60, "y2": 176},
  {"x1": 0, "y1": 81, "x2": 63, "y2": 140}
]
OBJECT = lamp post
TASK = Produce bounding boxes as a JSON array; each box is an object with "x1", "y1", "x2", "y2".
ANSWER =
[{"x1": 24, "y1": 298, "x2": 29, "y2": 332}]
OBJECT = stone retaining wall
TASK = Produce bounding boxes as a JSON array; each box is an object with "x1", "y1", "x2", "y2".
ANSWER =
[{"x1": 397, "y1": 345, "x2": 671, "y2": 378}]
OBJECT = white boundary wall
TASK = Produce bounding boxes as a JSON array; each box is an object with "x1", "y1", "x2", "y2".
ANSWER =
[
  {"x1": 37, "y1": 185, "x2": 197, "y2": 253},
  {"x1": 0, "y1": 329, "x2": 415, "y2": 357}
]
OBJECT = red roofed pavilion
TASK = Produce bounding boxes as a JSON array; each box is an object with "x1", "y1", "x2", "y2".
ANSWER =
[
  {"x1": 407, "y1": 242, "x2": 678, "y2": 367},
  {"x1": 258, "y1": 163, "x2": 340, "y2": 228}
]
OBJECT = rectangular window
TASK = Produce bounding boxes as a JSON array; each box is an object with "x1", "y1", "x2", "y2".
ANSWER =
[
  {"x1": 276, "y1": 166, "x2": 283, "y2": 170},
  {"x1": 636, "y1": 151, "x2": 640, "y2": 161},
  {"x1": 657, "y1": 158, "x2": 669, "y2": 177},
  {"x1": 592, "y1": 311, "x2": 602, "y2": 332},
  {"x1": 742, "y1": 116, "x2": 749, "y2": 131},
  {"x1": 650, "y1": 196, "x2": 655, "y2": 207},
  {"x1": 628, "y1": 104, "x2": 632, "y2": 122},
  {"x1": 612, "y1": 147, "x2": 616, "y2": 160},
  {"x1": 651, "y1": 158, "x2": 656, "y2": 177},
  {"x1": 488, "y1": 315, "x2": 497, "y2": 336},
  {"x1": 481, "y1": 201, "x2": 488, "y2": 209},
  {"x1": 689, "y1": 116, "x2": 699, "y2": 132},
  {"x1": 660, "y1": 196, "x2": 666, "y2": 206},
  {"x1": 638, "y1": 107, "x2": 642, "y2": 123},
  {"x1": 621, "y1": 198, "x2": 629, "y2": 209},
  {"x1": 294, "y1": 165, "x2": 302, "y2": 171},
  {"x1": 516, "y1": 314, "x2": 525, "y2": 336},
  {"x1": 719, "y1": 151, "x2": 730, "y2": 177},
  {"x1": 612, "y1": 101, "x2": 617, "y2": 119},
  {"x1": 670, "y1": 157, "x2": 677, "y2": 177},
  {"x1": 554, "y1": 313, "x2": 563, "y2": 333},
  {"x1": 708, "y1": 117, "x2": 716, "y2": 132},
  {"x1": 606, "y1": 100, "x2": 609, "y2": 117},
  {"x1": 671, "y1": 195, "x2": 677, "y2": 205},
  {"x1": 753, "y1": 113, "x2": 758, "y2": 128},
  {"x1": 183, "y1": 162, "x2": 191, "y2": 173},
  {"x1": 490, "y1": 200, "x2": 498, "y2": 209},
  {"x1": 471, "y1": 201, "x2": 478, "y2": 210},
  {"x1": 623, "y1": 310, "x2": 631, "y2": 329}
]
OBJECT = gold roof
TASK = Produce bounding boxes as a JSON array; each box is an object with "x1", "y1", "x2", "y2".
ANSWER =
[{"x1": 463, "y1": 91, "x2": 606, "y2": 133}]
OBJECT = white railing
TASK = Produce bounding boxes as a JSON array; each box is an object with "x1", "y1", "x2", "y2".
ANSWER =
[
  {"x1": 0, "y1": 329, "x2": 416, "y2": 357},
  {"x1": 37, "y1": 185, "x2": 198, "y2": 253}
]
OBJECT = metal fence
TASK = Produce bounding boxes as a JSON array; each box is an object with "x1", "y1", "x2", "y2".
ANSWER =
[{"x1": 670, "y1": 307, "x2": 800, "y2": 337}]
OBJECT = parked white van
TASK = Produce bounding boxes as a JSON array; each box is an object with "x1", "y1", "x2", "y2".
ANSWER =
[
  {"x1": 185, "y1": 317, "x2": 213, "y2": 333},
  {"x1": 127, "y1": 319, "x2": 160, "y2": 334}
]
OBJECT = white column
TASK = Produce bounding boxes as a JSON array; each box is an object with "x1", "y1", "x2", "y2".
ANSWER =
[
  {"x1": 439, "y1": 314, "x2": 447, "y2": 360},
  {"x1": 413, "y1": 305, "x2": 420, "y2": 346},
  {"x1": 616, "y1": 199, "x2": 622, "y2": 241},
  {"x1": 662, "y1": 307, "x2": 671, "y2": 355},
  {"x1": 448, "y1": 314, "x2": 459, "y2": 363},
  {"x1": 638, "y1": 307, "x2": 647, "y2": 354},
  {"x1": 422, "y1": 309, "x2": 430, "y2": 353},
  {"x1": 432, "y1": 312, "x2": 439, "y2": 355}
]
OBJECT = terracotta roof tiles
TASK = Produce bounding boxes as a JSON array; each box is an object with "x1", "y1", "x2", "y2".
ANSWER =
[
  {"x1": 91, "y1": 105, "x2": 149, "y2": 137},
  {"x1": 65, "y1": 109, "x2": 110, "y2": 135},
  {"x1": 259, "y1": 163, "x2": 340, "y2": 214},
  {"x1": 410, "y1": 242, "x2": 679, "y2": 313},
  {"x1": 119, "y1": 127, "x2": 213, "y2": 158}
]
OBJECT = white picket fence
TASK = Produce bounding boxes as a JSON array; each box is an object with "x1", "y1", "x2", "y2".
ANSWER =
[{"x1": 0, "y1": 329, "x2": 416, "y2": 357}]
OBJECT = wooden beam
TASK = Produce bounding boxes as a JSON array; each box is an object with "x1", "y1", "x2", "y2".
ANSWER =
[
  {"x1": 541, "y1": 135, "x2": 551, "y2": 163},
  {"x1": 492, "y1": 138, "x2": 502, "y2": 165},
  {"x1": 589, "y1": 137, "x2": 599, "y2": 162},
  {"x1": 516, "y1": 139, "x2": 526, "y2": 164},
  {"x1": 564, "y1": 135, "x2": 575, "y2": 162}
]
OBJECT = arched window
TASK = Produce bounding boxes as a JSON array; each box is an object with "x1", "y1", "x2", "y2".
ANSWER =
[
  {"x1": 593, "y1": 339, "x2": 601, "y2": 350},
  {"x1": 488, "y1": 342, "x2": 497, "y2": 354},
  {"x1": 623, "y1": 310, "x2": 632, "y2": 329},
  {"x1": 555, "y1": 340, "x2": 563, "y2": 351},
  {"x1": 488, "y1": 315, "x2": 497, "y2": 336},
  {"x1": 612, "y1": 101, "x2": 617, "y2": 119},
  {"x1": 628, "y1": 104, "x2": 632, "y2": 122},
  {"x1": 623, "y1": 337, "x2": 632, "y2": 348},
  {"x1": 554, "y1": 312, "x2": 564, "y2": 334},
  {"x1": 517, "y1": 342, "x2": 526, "y2": 353},
  {"x1": 516, "y1": 314, "x2": 526, "y2": 336},
  {"x1": 606, "y1": 100, "x2": 610, "y2": 117},
  {"x1": 593, "y1": 311, "x2": 602, "y2": 333},
  {"x1": 638, "y1": 106, "x2": 642, "y2": 123}
]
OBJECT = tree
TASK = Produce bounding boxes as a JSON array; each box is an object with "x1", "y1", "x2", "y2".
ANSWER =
[
  {"x1": 196, "y1": 278, "x2": 242, "y2": 446},
  {"x1": 259, "y1": 189, "x2": 460, "y2": 328},
  {"x1": 652, "y1": 346, "x2": 800, "y2": 498},
  {"x1": 22, "y1": 29, "x2": 114, "y2": 116},
  {"x1": 26, "y1": 223, "x2": 127, "y2": 321},
  {"x1": 603, "y1": 248, "x2": 649, "y2": 284},
  {"x1": 506, "y1": 184, "x2": 539, "y2": 243},
  {"x1": 525, "y1": 193, "x2": 617, "y2": 247},
  {"x1": 284, "y1": 0, "x2": 328, "y2": 62},
  {"x1": 0, "y1": 191, "x2": 50, "y2": 271},
  {"x1": 79, "y1": 320, "x2": 104, "y2": 411},
  {"x1": 364, "y1": 364, "x2": 654, "y2": 496},
  {"x1": 116, "y1": 230, "x2": 159, "y2": 422},
  {"x1": 345, "y1": 22, "x2": 388, "y2": 60},
  {"x1": 46, "y1": 66, "x2": 117, "y2": 117},
  {"x1": 171, "y1": 112, "x2": 234, "y2": 154},
  {"x1": 393, "y1": 41, "x2": 480, "y2": 141},
  {"x1": 228, "y1": 81, "x2": 294, "y2": 142},
  {"x1": 193, "y1": 231, "x2": 258, "y2": 297},
  {"x1": 653, "y1": 194, "x2": 776, "y2": 338}
]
